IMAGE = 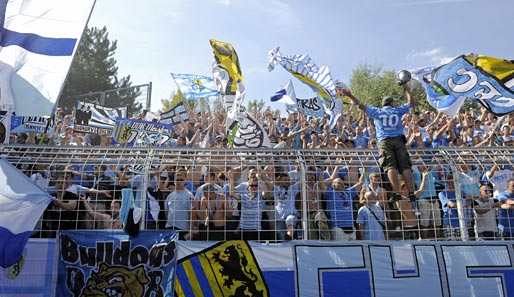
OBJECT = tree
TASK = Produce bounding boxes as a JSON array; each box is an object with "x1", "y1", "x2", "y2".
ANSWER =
[
  {"x1": 349, "y1": 63, "x2": 429, "y2": 113},
  {"x1": 59, "y1": 26, "x2": 140, "y2": 114},
  {"x1": 247, "y1": 98, "x2": 265, "y2": 115},
  {"x1": 161, "y1": 90, "x2": 185, "y2": 113}
]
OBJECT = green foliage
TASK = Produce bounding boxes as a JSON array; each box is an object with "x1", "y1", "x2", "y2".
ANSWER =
[
  {"x1": 247, "y1": 98, "x2": 265, "y2": 114},
  {"x1": 212, "y1": 96, "x2": 225, "y2": 116},
  {"x1": 60, "y1": 26, "x2": 139, "y2": 114},
  {"x1": 161, "y1": 90, "x2": 184, "y2": 112},
  {"x1": 349, "y1": 63, "x2": 432, "y2": 113}
]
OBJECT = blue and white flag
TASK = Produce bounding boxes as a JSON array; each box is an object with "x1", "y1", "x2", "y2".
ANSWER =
[
  {"x1": 0, "y1": 0, "x2": 96, "y2": 116},
  {"x1": 268, "y1": 47, "x2": 336, "y2": 111},
  {"x1": 0, "y1": 158, "x2": 52, "y2": 268},
  {"x1": 410, "y1": 66, "x2": 466, "y2": 118},
  {"x1": 170, "y1": 73, "x2": 219, "y2": 101},
  {"x1": 270, "y1": 79, "x2": 296, "y2": 105},
  {"x1": 432, "y1": 54, "x2": 514, "y2": 116},
  {"x1": 328, "y1": 99, "x2": 343, "y2": 131}
]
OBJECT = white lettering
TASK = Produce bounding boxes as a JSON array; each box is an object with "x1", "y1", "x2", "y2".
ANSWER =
[{"x1": 448, "y1": 68, "x2": 478, "y2": 93}]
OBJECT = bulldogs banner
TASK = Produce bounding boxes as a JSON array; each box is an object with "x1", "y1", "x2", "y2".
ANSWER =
[
  {"x1": 112, "y1": 118, "x2": 173, "y2": 147},
  {"x1": 56, "y1": 230, "x2": 177, "y2": 297},
  {"x1": 160, "y1": 102, "x2": 189, "y2": 125},
  {"x1": 73, "y1": 102, "x2": 127, "y2": 135}
]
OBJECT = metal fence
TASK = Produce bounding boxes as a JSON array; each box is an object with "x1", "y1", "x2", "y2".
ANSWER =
[{"x1": 2, "y1": 144, "x2": 512, "y2": 242}]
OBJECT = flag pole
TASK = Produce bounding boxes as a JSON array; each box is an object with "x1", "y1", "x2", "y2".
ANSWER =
[{"x1": 39, "y1": 0, "x2": 97, "y2": 144}]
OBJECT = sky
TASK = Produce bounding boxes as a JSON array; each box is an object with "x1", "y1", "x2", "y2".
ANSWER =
[{"x1": 88, "y1": 0, "x2": 514, "y2": 114}]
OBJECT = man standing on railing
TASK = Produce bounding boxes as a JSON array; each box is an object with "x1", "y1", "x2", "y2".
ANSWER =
[
  {"x1": 498, "y1": 179, "x2": 514, "y2": 240},
  {"x1": 342, "y1": 83, "x2": 417, "y2": 204}
]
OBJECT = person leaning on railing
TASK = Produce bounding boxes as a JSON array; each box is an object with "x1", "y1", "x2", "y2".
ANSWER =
[
  {"x1": 43, "y1": 173, "x2": 80, "y2": 238},
  {"x1": 80, "y1": 196, "x2": 122, "y2": 230},
  {"x1": 228, "y1": 169, "x2": 268, "y2": 241},
  {"x1": 498, "y1": 179, "x2": 514, "y2": 240}
]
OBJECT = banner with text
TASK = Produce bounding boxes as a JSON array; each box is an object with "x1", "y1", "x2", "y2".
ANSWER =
[
  {"x1": 10, "y1": 116, "x2": 55, "y2": 135},
  {"x1": 176, "y1": 240, "x2": 514, "y2": 297},
  {"x1": 112, "y1": 118, "x2": 173, "y2": 147},
  {"x1": 73, "y1": 102, "x2": 127, "y2": 135},
  {"x1": 56, "y1": 230, "x2": 177, "y2": 297}
]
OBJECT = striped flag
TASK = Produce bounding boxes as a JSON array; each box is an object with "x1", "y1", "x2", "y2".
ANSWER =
[
  {"x1": 170, "y1": 73, "x2": 219, "y2": 101},
  {"x1": 0, "y1": 0, "x2": 96, "y2": 116},
  {"x1": 410, "y1": 66, "x2": 466, "y2": 118},
  {"x1": 0, "y1": 158, "x2": 52, "y2": 268},
  {"x1": 268, "y1": 47, "x2": 336, "y2": 111}
]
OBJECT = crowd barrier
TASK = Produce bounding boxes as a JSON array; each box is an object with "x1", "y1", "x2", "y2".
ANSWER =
[
  {"x1": 0, "y1": 231, "x2": 513, "y2": 296},
  {"x1": 1, "y1": 144, "x2": 513, "y2": 242}
]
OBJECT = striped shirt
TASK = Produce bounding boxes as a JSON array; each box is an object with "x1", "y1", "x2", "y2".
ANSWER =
[
  {"x1": 325, "y1": 185, "x2": 357, "y2": 228},
  {"x1": 236, "y1": 184, "x2": 264, "y2": 230}
]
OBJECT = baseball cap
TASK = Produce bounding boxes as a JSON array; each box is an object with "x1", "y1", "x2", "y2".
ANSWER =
[
  {"x1": 282, "y1": 127, "x2": 290, "y2": 133},
  {"x1": 381, "y1": 96, "x2": 394, "y2": 107}
]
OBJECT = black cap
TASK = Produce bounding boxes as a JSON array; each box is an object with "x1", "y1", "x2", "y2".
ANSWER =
[{"x1": 381, "y1": 96, "x2": 394, "y2": 107}]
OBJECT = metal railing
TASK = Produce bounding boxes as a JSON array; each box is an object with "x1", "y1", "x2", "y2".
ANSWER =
[{"x1": 2, "y1": 144, "x2": 512, "y2": 242}]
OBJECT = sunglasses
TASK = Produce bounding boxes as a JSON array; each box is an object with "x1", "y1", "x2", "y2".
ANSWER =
[{"x1": 248, "y1": 184, "x2": 258, "y2": 188}]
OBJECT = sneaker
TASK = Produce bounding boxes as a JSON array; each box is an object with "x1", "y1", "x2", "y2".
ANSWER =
[
  {"x1": 389, "y1": 193, "x2": 402, "y2": 203},
  {"x1": 408, "y1": 193, "x2": 417, "y2": 202}
]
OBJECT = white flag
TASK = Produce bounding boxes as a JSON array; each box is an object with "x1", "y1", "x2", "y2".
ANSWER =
[{"x1": 0, "y1": 0, "x2": 96, "y2": 116}]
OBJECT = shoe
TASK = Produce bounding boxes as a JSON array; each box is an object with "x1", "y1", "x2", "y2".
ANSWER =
[
  {"x1": 389, "y1": 193, "x2": 402, "y2": 203},
  {"x1": 408, "y1": 193, "x2": 417, "y2": 202}
]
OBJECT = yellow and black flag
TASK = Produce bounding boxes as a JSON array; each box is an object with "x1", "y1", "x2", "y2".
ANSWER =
[
  {"x1": 174, "y1": 240, "x2": 269, "y2": 297},
  {"x1": 210, "y1": 39, "x2": 245, "y2": 113}
]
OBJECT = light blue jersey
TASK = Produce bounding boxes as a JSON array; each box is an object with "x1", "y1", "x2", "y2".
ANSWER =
[{"x1": 366, "y1": 103, "x2": 412, "y2": 141}]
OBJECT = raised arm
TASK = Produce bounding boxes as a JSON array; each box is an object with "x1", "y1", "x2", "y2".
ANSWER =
[
  {"x1": 404, "y1": 83, "x2": 414, "y2": 106},
  {"x1": 227, "y1": 170, "x2": 240, "y2": 200},
  {"x1": 79, "y1": 196, "x2": 110, "y2": 221},
  {"x1": 341, "y1": 89, "x2": 367, "y2": 112}
]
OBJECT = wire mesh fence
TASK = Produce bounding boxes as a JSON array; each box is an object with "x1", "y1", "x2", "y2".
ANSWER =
[{"x1": 2, "y1": 145, "x2": 513, "y2": 242}]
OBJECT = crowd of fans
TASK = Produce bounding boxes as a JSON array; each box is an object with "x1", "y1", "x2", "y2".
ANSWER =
[
  {"x1": 9, "y1": 103, "x2": 514, "y2": 150},
  {"x1": 6, "y1": 102, "x2": 514, "y2": 242}
]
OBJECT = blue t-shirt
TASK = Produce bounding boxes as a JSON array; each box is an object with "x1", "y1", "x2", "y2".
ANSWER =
[
  {"x1": 365, "y1": 103, "x2": 412, "y2": 141},
  {"x1": 325, "y1": 185, "x2": 357, "y2": 228},
  {"x1": 357, "y1": 205, "x2": 386, "y2": 240},
  {"x1": 414, "y1": 170, "x2": 437, "y2": 199}
]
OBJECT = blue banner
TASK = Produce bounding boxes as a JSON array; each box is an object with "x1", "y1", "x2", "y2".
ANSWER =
[
  {"x1": 10, "y1": 116, "x2": 54, "y2": 135},
  {"x1": 112, "y1": 118, "x2": 173, "y2": 147},
  {"x1": 56, "y1": 230, "x2": 178, "y2": 297}
]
